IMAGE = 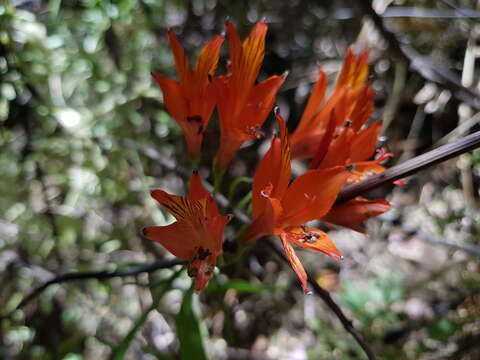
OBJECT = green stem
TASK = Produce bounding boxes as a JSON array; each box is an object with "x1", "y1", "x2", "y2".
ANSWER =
[
  {"x1": 213, "y1": 168, "x2": 225, "y2": 195},
  {"x1": 237, "y1": 191, "x2": 252, "y2": 213},
  {"x1": 227, "y1": 176, "x2": 252, "y2": 203},
  {"x1": 190, "y1": 155, "x2": 200, "y2": 170}
]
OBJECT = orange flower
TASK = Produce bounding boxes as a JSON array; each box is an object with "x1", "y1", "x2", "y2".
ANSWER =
[
  {"x1": 213, "y1": 21, "x2": 286, "y2": 171},
  {"x1": 290, "y1": 47, "x2": 393, "y2": 184},
  {"x1": 290, "y1": 47, "x2": 372, "y2": 159},
  {"x1": 244, "y1": 113, "x2": 350, "y2": 293},
  {"x1": 143, "y1": 172, "x2": 229, "y2": 291},
  {"x1": 152, "y1": 31, "x2": 224, "y2": 158}
]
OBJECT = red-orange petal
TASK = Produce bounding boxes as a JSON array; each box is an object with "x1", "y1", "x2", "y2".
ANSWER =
[
  {"x1": 292, "y1": 86, "x2": 349, "y2": 157},
  {"x1": 281, "y1": 167, "x2": 350, "y2": 226},
  {"x1": 350, "y1": 122, "x2": 382, "y2": 163},
  {"x1": 194, "y1": 35, "x2": 225, "y2": 81},
  {"x1": 336, "y1": 47, "x2": 354, "y2": 89},
  {"x1": 251, "y1": 113, "x2": 291, "y2": 219},
  {"x1": 245, "y1": 195, "x2": 283, "y2": 243},
  {"x1": 280, "y1": 232, "x2": 309, "y2": 294},
  {"x1": 251, "y1": 137, "x2": 279, "y2": 219},
  {"x1": 323, "y1": 198, "x2": 390, "y2": 232},
  {"x1": 151, "y1": 190, "x2": 202, "y2": 222},
  {"x1": 143, "y1": 222, "x2": 198, "y2": 260},
  {"x1": 167, "y1": 30, "x2": 190, "y2": 84},
  {"x1": 350, "y1": 84, "x2": 375, "y2": 131},
  {"x1": 190, "y1": 254, "x2": 217, "y2": 291},
  {"x1": 310, "y1": 110, "x2": 336, "y2": 169},
  {"x1": 317, "y1": 127, "x2": 354, "y2": 169},
  {"x1": 283, "y1": 226, "x2": 343, "y2": 261},
  {"x1": 225, "y1": 20, "x2": 243, "y2": 76},
  {"x1": 188, "y1": 172, "x2": 210, "y2": 202},
  {"x1": 291, "y1": 132, "x2": 325, "y2": 159},
  {"x1": 151, "y1": 73, "x2": 188, "y2": 124},
  {"x1": 336, "y1": 48, "x2": 369, "y2": 91},
  {"x1": 239, "y1": 21, "x2": 267, "y2": 88},
  {"x1": 296, "y1": 69, "x2": 328, "y2": 133},
  {"x1": 242, "y1": 74, "x2": 286, "y2": 129}
]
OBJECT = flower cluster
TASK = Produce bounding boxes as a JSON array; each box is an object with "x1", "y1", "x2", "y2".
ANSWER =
[{"x1": 144, "y1": 21, "x2": 392, "y2": 293}]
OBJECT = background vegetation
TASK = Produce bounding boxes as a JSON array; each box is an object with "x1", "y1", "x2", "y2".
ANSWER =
[{"x1": 1, "y1": 0, "x2": 480, "y2": 359}]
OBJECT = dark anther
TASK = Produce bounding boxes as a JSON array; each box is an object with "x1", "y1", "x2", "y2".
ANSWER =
[
  {"x1": 196, "y1": 247, "x2": 212, "y2": 260},
  {"x1": 346, "y1": 164, "x2": 355, "y2": 171}
]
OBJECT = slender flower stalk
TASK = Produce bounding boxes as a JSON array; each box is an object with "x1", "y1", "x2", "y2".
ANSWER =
[
  {"x1": 143, "y1": 172, "x2": 229, "y2": 291},
  {"x1": 152, "y1": 31, "x2": 224, "y2": 161},
  {"x1": 244, "y1": 113, "x2": 351, "y2": 293},
  {"x1": 213, "y1": 20, "x2": 286, "y2": 173}
]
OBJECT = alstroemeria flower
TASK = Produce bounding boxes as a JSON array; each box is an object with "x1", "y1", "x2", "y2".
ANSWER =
[
  {"x1": 290, "y1": 47, "x2": 372, "y2": 160},
  {"x1": 143, "y1": 172, "x2": 229, "y2": 291},
  {"x1": 152, "y1": 31, "x2": 224, "y2": 158},
  {"x1": 290, "y1": 47, "x2": 394, "y2": 184},
  {"x1": 213, "y1": 20, "x2": 286, "y2": 171},
  {"x1": 291, "y1": 49, "x2": 392, "y2": 231},
  {"x1": 244, "y1": 113, "x2": 350, "y2": 293}
]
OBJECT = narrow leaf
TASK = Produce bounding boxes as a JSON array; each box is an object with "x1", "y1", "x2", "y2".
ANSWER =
[{"x1": 176, "y1": 286, "x2": 208, "y2": 360}]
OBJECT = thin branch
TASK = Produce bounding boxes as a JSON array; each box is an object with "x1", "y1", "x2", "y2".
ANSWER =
[
  {"x1": 2, "y1": 258, "x2": 186, "y2": 320},
  {"x1": 336, "y1": 130, "x2": 480, "y2": 204},
  {"x1": 355, "y1": 0, "x2": 480, "y2": 111},
  {"x1": 330, "y1": 6, "x2": 480, "y2": 20},
  {"x1": 265, "y1": 238, "x2": 376, "y2": 360}
]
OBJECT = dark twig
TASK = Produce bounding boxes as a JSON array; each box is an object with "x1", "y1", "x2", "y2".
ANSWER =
[
  {"x1": 330, "y1": 6, "x2": 480, "y2": 20},
  {"x1": 336, "y1": 131, "x2": 480, "y2": 204},
  {"x1": 356, "y1": 0, "x2": 480, "y2": 111},
  {"x1": 265, "y1": 238, "x2": 376, "y2": 360},
  {"x1": 2, "y1": 258, "x2": 186, "y2": 320}
]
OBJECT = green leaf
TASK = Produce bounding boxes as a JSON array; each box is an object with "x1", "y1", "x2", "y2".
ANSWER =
[
  {"x1": 207, "y1": 279, "x2": 278, "y2": 295},
  {"x1": 176, "y1": 286, "x2": 208, "y2": 360},
  {"x1": 427, "y1": 318, "x2": 461, "y2": 343}
]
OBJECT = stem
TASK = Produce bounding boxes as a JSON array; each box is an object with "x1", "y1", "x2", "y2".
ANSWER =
[
  {"x1": 190, "y1": 155, "x2": 200, "y2": 170},
  {"x1": 227, "y1": 176, "x2": 252, "y2": 203},
  {"x1": 266, "y1": 238, "x2": 377, "y2": 360},
  {"x1": 213, "y1": 168, "x2": 225, "y2": 195},
  {"x1": 336, "y1": 130, "x2": 480, "y2": 204}
]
